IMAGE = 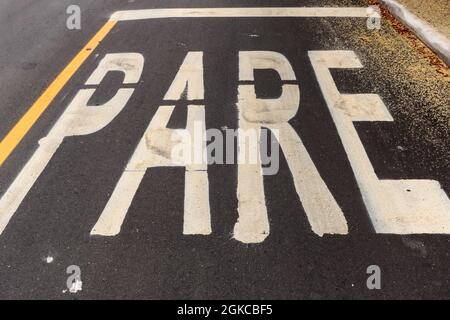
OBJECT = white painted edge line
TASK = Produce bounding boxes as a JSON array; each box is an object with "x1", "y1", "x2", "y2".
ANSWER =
[
  {"x1": 110, "y1": 7, "x2": 372, "y2": 21},
  {"x1": 380, "y1": 0, "x2": 450, "y2": 66}
]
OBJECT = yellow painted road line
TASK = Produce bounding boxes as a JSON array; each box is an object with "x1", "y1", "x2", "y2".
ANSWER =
[{"x1": 0, "y1": 19, "x2": 117, "y2": 167}]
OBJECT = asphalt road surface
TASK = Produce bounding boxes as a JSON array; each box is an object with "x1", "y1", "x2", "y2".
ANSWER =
[{"x1": 0, "y1": 0, "x2": 449, "y2": 299}]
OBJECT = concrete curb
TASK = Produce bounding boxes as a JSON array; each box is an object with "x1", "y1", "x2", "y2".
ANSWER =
[{"x1": 380, "y1": 0, "x2": 450, "y2": 66}]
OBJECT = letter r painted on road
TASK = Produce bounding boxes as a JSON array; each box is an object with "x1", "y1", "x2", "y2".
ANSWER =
[
  {"x1": 0, "y1": 53, "x2": 144, "y2": 235},
  {"x1": 234, "y1": 51, "x2": 348, "y2": 244}
]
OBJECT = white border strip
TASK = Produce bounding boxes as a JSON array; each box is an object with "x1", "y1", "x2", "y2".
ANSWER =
[
  {"x1": 381, "y1": 0, "x2": 450, "y2": 66},
  {"x1": 111, "y1": 7, "x2": 371, "y2": 21}
]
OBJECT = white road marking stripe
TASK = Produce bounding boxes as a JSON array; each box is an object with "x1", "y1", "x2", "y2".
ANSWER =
[
  {"x1": 184, "y1": 106, "x2": 211, "y2": 235},
  {"x1": 234, "y1": 123, "x2": 270, "y2": 244},
  {"x1": 111, "y1": 7, "x2": 372, "y2": 21}
]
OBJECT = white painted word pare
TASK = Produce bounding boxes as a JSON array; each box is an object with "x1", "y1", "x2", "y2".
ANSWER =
[{"x1": 0, "y1": 51, "x2": 449, "y2": 244}]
